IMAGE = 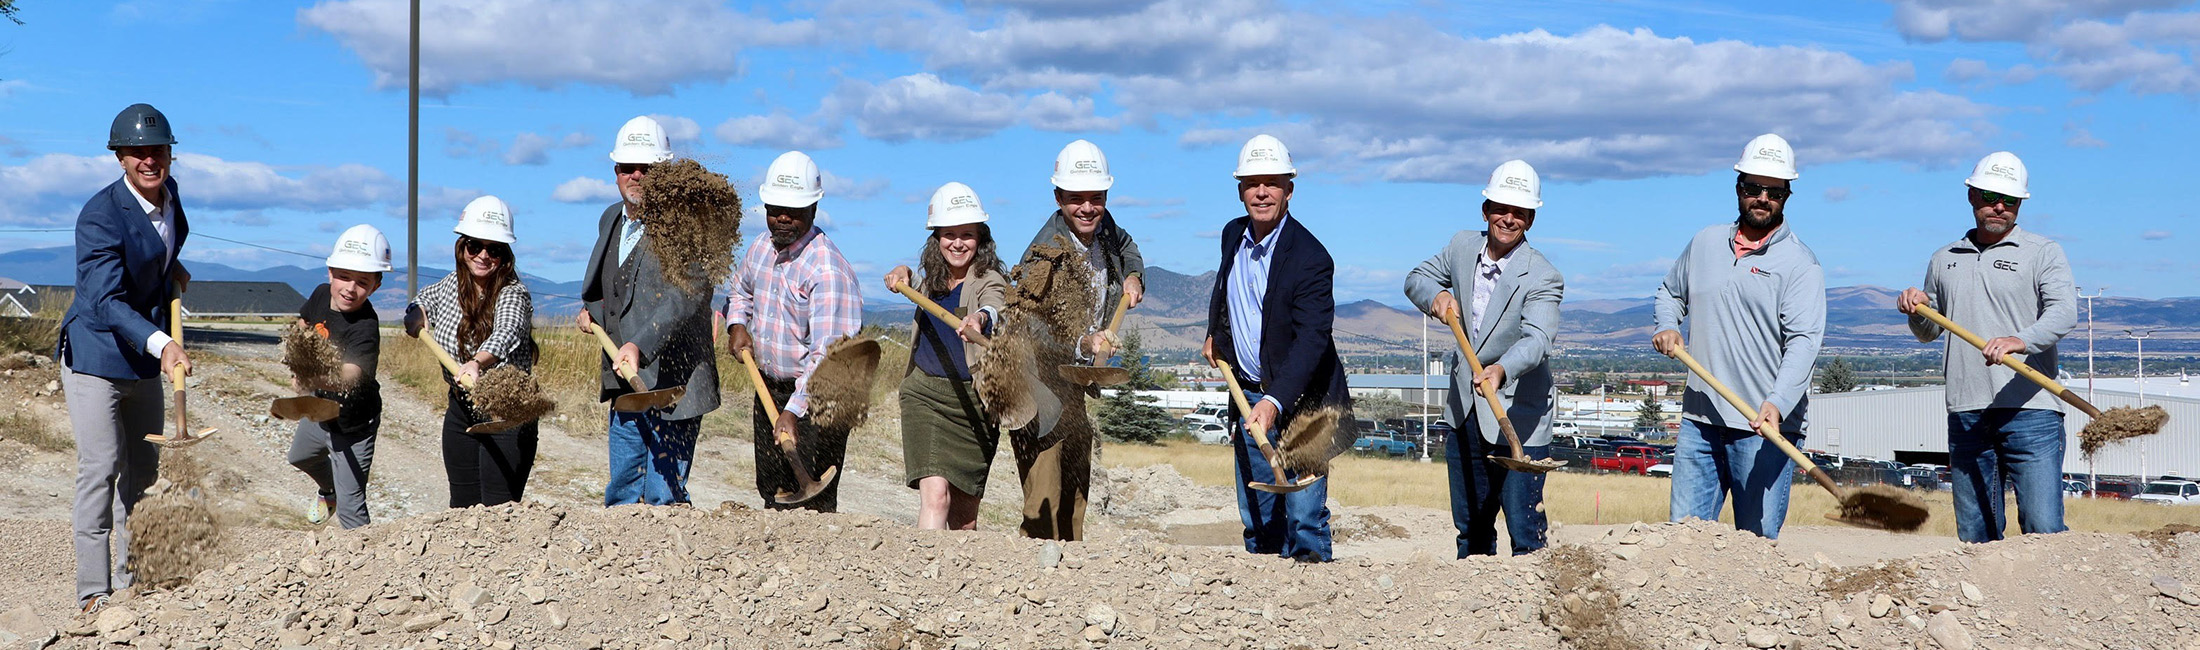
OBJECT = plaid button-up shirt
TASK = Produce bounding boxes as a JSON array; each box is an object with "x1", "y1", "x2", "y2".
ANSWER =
[{"x1": 723, "y1": 227, "x2": 862, "y2": 416}]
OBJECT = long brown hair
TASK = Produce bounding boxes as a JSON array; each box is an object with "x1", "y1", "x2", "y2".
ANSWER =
[
  {"x1": 917, "y1": 223, "x2": 1003, "y2": 297},
  {"x1": 454, "y1": 236, "x2": 520, "y2": 351}
]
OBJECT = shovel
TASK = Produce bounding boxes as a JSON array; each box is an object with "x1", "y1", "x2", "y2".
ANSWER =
[
  {"x1": 1911, "y1": 304, "x2": 2166, "y2": 444},
  {"x1": 1058, "y1": 292, "x2": 1135, "y2": 387},
  {"x1": 892, "y1": 283, "x2": 1060, "y2": 433},
  {"x1": 1669, "y1": 345, "x2": 1928, "y2": 531},
  {"x1": 1439, "y1": 310, "x2": 1565, "y2": 474},
  {"x1": 270, "y1": 396, "x2": 341, "y2": 423},
  {"x1": 739, "y1": 349, "x2": 837, "y2": 505},
  {"x1": 1216, "y1": 358, "x2": 1320, "y2": 494},
  {"x1": 412, "y1": 323, "x2": 524, "y2": 434},
  {"x1": 144, "y1": 283, "x2": 217, "y2": 448},
  {"x1": 585, "y1": 322, "x2": 686, "y2": 413}
]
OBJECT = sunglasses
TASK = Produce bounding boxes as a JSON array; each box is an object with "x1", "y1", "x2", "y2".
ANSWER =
[
  {"x1": 460, "y1": 237, "x2": 508, "y2": 257},
  {"x1": 1975, "y1": 190, "x2": 2022, "y2": 207},
  {"x1": 1735, "y1": 180, "x2": 1792, "y2": 201},
  {"x1": 615, "y1": 163, "x2": 652, "y2": 176}
]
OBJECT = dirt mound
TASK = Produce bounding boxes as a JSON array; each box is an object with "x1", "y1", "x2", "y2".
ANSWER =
[
  {"x1": 1095, "y1": 464, "x2": 1229, "y2": 519},
  {"x1": 280, "y1": 321, "x2": 352, "y2": 392},
  {"x1": 639, "y1": 158, "x2": 744, "y2": 293}
]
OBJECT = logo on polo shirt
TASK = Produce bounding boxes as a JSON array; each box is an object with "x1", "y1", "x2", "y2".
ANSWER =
[
  {"x1": 1993, "y1": 260, "x2": 2019, "y2": 272},
  {"x1": 1750, "y1": 267, "x2": 1771, "y2": 277}
]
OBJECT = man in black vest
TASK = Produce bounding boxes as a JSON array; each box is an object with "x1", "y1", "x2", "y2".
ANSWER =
[{"x1": 580, "y1": 116, "x2": 720, "y2": 505}]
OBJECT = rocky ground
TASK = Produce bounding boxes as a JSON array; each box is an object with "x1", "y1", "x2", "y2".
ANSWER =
[{"x1": 0, "y1": 329, "x2": 2196, "y2": 649}]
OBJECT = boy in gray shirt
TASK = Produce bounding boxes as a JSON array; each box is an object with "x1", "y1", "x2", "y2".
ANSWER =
[
  {"x1": 1897, "y1": 151, "x2": 2075, "y2": 543},
  {"x1": 1652, "y1": 134, "x2": 1826, "y2": 540}
]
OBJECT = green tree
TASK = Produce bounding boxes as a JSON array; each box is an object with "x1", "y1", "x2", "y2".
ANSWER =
[
  {"x1": 1633, "y1": 393, "x2": 1664, "y2": 429},
  {"x1": 1817, "y1": 358, "x2": 1857, "y2": 393},
  {"x1": 1, "y1": 1, "x2": 19, "y2": 25},
  {"x1": 1095, "y1": 328, "x2": 1181, "y2": 444}
]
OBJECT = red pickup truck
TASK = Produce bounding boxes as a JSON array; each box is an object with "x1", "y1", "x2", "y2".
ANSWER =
[{"x1": 1592, "y1": 445, "x2": 1662, "y2": 475}]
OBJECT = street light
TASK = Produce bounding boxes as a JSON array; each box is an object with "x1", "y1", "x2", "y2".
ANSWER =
[
  {"x1": 2078, "y1": 287, "x2": 2104, "y2": 403},
  {"x1": 2125, "y1": 328, "x2": 2153, "y2": 482}
]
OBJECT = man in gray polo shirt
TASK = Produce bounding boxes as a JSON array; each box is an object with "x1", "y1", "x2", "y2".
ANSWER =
[
  {"x1": 1897, "y1": 151, "x2": 2075, "y2": 543},
  {"x1": 1651, "y1": 133, "x2": 1826, "y2": 540}
]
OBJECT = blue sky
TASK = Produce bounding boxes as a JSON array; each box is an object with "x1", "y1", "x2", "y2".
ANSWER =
[{"x1": 1, "y1": 0, "x2": 2195, "y2": 304}]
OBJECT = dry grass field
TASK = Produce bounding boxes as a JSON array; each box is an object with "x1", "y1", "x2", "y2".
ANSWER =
[{"x1": 1103, "y1": 440, "x2": 2193, "y2": 539}]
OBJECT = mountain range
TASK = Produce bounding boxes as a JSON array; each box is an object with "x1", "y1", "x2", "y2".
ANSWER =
[{"x1": 6, "y1": 246, "x2": 2192, "y2": 353}]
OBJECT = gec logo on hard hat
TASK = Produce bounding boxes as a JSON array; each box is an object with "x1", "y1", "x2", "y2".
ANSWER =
[
  {"x1": 1986, "y1": 163, "x2": 2019, "y2": 180},
  {"x1": 480, "y1": 210, "x2": 509, "y2": 226},
  {"x1": 771, "y1": 174, "x2": 806, "y2": 190},
  {"x1": 1072, "y1": 160, "x2": 1102, "y2": 173},
  {"x1": 337, "y1": 240, "x2": 373, "y2": 256},
  {"x1": 1753, "y1": 147, "x2": 1786, "y2": 163},
  {"x1": 624, "y1": 132, "x2": 657, "y2": 145},
  {"x1": 1501, "y1": 176, "x2": 1532, "y2": 192},
  {"x1": 949, "y1": 195, "x2": 977, "y2": 210},
  {"x1": 1248, "y1": 147, "x2": 1284, "y2": 162}
]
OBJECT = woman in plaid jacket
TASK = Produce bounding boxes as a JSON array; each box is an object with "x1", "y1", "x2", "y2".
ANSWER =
[{"x1": 405, "y1": 196, "x2": 541, "y2": 508}]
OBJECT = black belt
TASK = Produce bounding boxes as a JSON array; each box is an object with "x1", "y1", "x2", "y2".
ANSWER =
[{"x1": 1234, "y1": 375, "x2": 1265, "y2": 394}]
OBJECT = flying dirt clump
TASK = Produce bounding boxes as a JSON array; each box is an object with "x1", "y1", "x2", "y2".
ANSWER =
[
  {"x1": 639, "y1": 158, "x2": 744, "y2": 293},
  {"x1": 805, "y1": 336, "x2": 881, "y2": 432},
  {"x1": 471, "y1": 365, "x2": 555, "y2": 424},
  {"x1": 1837, "y1": 484, "x2": 1930, "y2": 532},
  {"x1": 281, "y1": 321, "x2": 352, "y2": 392},
  {"x1": 1279, "y1": 404, "x2": 1345, "y2": 476},
  {"x1": 2079, "y1": 405, "x2": 2169, "y2": 457},
  {"x1": 126, "y1": 451, "x2": 222, "y2": 588}
]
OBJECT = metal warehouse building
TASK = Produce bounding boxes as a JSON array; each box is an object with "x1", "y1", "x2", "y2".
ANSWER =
[{"x1": 1806, "y1": 377, "x2": 2200, "y2": 480}]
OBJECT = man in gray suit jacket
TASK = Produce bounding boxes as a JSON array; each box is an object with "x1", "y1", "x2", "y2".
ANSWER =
[
  {"x1": 1404, "y1": 160, "x2": 1564, "y2": 557},
  {"x1": 579, "y1": 116, "x2": 720, "y2": 506}
]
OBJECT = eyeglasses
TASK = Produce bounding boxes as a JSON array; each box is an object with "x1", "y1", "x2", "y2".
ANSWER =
[
  {"x1": 1975, "y1": 190, "x2": 2022, "y2": 208},
  {"x1": 460, "y1": 237, "x2": 507, "y2": 257},
  {"x1": 1735, "y1": 180, "x2": 1792, "y2": 201},
  {"x1": 615, "y1": 163, "x2": 652, "y2": 176}
]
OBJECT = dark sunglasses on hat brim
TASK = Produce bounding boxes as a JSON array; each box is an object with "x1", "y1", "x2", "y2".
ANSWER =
[
  {"x1": 459, "y1": 236, "x2": 510, "y2": 256},
  {"x1": 1973, "y1": 189, "x2": 2022, "y2": 207},
  {"x1": 615, "y1": 163, "x2": 652, "y2": 176},
  {"x1": 1735, "y1": 180, "x2": 1792, "y2": 201}
]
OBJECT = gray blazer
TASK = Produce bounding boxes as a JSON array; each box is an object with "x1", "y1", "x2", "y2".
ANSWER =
[
  {"x1": 580, "y1": 202, "x2": 721, "y2": 420},
  {"x1": 1403, "y1": 231, "x2": 1564, "y2": 446}
]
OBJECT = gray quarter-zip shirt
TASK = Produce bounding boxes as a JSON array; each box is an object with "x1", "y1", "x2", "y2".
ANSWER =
[
  {"x1": 1905, "y1": 225, "x2": 2077, "y2": 413},
  {"x1": 1654, "y1": 223, "x2": 1826, "y2": 433}
]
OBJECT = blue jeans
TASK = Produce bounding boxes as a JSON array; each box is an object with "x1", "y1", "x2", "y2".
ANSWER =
[
  {"x1": 1445, "y1": 421, "x2": 1548, "y2": 557},
  {"x1": 604, "y1": 411, "x2": 700, "y2": 506},
  {"x1": 1232, "y1": 391, "x2": 1331, "y2": 562},
  {"x1": 1669, "y1": 419, "x2": 1798, "y2": 539},
  {"x1": 1947, "y1": 408, "x2": 2067, "y2": 543}
]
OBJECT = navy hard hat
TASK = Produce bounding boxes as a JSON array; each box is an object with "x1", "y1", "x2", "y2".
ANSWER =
[{"x1": 107, "y1": 103, "x2": 177, "y2": 150}]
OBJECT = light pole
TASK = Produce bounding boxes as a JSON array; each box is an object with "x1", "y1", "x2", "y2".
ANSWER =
[
  {"x1": 2078, "y1": 287, "x2": 2104, "y2": 403},
  {"x1": 1420, "y1": 315, "x2": 1431, "y2": 463},
  {"x1": 2126, "y1": 328, "x2": 2153, "y2": 482}
]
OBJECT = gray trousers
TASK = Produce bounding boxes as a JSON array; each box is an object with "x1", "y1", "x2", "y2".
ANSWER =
[
  {"x1": 287, "y1": 418, "x2": 377, "y2": 529},
  {"x1": 65, "y1": 370, "x2": 162, "y2": 603}
]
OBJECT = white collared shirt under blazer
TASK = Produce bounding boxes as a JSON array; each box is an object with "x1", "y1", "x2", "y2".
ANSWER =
[{"x1": 1405, "y1": 231, "x2": 1565, "y2": 446}]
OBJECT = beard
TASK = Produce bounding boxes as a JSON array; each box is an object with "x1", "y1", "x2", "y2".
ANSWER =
[
  {"x1": 1738, "y1": 203, "x2": 1784, "y2": 232},
  {"x1": 770, "y1": 226, "x2": 802, "y2": 248}
]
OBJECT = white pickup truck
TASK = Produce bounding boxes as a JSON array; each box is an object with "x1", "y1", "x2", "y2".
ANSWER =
[
  {"x1": 2133, "y1": 480, "x2": 2200, "y2": 505},
  {"x1": 1181, "y1": 403, "x2": 1228, "y2": 428}
]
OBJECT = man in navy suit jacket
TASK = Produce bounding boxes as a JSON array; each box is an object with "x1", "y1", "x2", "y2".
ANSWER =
[
  {"x1": 1203, "y1": 134, "x2": 1351, "y2": 563},
  {"x1": 58, "y1": 103, "x2": 193, "y2": 612}
]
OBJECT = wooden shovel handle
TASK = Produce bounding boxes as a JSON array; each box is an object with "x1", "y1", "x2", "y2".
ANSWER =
[
  {"x1": 739, "y1": 349, "x2": 782, "y2": 431},
  {"x1": 893, "y1": 283, "x2": 989, "y2": 345},
  {"x1": 167, "y1": 286, "x2": 189, "y2": 384},
  {"x1": 1440, "y1": 309, "x2": 1528, "y2": 459},
  {"x1": 1912, "y1": 304, "x2": 2101, "y2": 418},
  {"x1": 1214, "y1": 359, "x2": 1278, "y2": 450},
  {"x1": 1669, "y1": 346, "x2": 1842, "y2": 494},
  {"x1": 1102, "y1": 290, "x2": 1133, "y2": 336},
  {"x1": 585, "y1": 322, "x2": 642, "y2": 383},
  {"x1": 415, "y1": 323, "x2": 475, "y2": 389}
]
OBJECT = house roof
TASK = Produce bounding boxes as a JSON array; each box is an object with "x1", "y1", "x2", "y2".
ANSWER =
[{"x1": 180, "y1": 281, "x2": 306, "y2": 316}]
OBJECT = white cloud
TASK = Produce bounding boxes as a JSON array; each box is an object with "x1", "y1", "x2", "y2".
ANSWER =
[
  {"x1": 2141, "y1": 229, "x2": 2172, "y2": 240},
  {"x1": 822, "y1": 170, "x2": 890, "y2": 201},
  {"x1": 2065, "y1": 121, "x2": 2109, "y2": 148},
  {"x1": 714, "y1": 112, "x2": 844, "y2": 150},
  {"x1": 1890, "y1": 0, "x2": 2200, "y2": 95},
  {"x1": 551, "y1": 176, "x2": 621, "y2": 204},
  {"x1": 298, "y1": 0, "x2": 817, "y2": 96},
  {"x1": 648, "y1": 114, "x2": 703, "y2": 143},
  {"x1": 175, "y1": 154, "x2": 399, "y2": 212},
  {"x1": 504, "y1": 133, "x2": 558, "y2": 166},
  {"x1": 0, "y1": 153, "x2": 119, "y2": 226},
  {"x1": 840, "y1": 73, "x2": 1022, "y2": 142},
  {"x1": 1824, "y1": 187, "x2": 1854, "y2": 202},
  {"x1": 0, "y1": 79, "x2": 29, "y2": 100}
]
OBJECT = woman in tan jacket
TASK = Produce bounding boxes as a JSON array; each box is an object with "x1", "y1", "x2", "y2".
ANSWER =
[{"x1": 884, "y1": 182, "x2": 1009, "y2": 530}]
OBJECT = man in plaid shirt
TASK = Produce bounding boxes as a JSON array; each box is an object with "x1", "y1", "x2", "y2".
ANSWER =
[{"x1": 724, "y1": 151, "x2": 864, "y2": 512}]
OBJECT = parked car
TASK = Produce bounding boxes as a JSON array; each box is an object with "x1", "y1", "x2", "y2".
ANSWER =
[
  {"x1": 1550, "y1": 421, "x2": 1581, "y2": 437},
  {"x1": 1646, "y1": 463, "x2": 1674, "y2": 478},
  {"x1": 2133, "y1": 480, "x2": 2200, "y2": 505},
  {"x1": 2062, "y1": 479, "x2": 2089, "y2": 498},
  {"x1": 1897, "y1": 467, "x2": 1943, "y2": 490},
  {"x1": 1591, "y1": 445, "x2": 1662, "y2": 475},
  {"x1": 1351, "y1": 433, "x2": 1419, "y2": 457},
  {"x1": 1193, "y1": 423, "x2": 1230, "y2": 445},
  {"x1": 2092, "y1": 480, "x2": 2143, "y2": 500},
  {"x1": 1182, "y1": 403, "x2": 1228, "y2": 428}
]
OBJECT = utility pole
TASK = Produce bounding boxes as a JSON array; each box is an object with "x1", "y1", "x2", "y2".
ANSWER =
[
  {"x1": 2127, "y1": 328, "x2": 2153, "y2": 482},
  {"x1": 2078, "y1": 287, "x2": 2103, "y2": 403},
  {"x1": 406, "y1": 0, "x2": 419, "y2": 299},
  {"x1": 1420, "y1": 315, "x2": 1431, "y2": 463}
]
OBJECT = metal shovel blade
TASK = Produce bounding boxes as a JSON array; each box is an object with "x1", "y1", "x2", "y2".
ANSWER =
[
  {"x1": 1487, "y1": 455, "x2": 1567, "y2": 474},
  {"x1": 612, "y1": 387, "x2": 686, "y2": 413},
  {"x1": 1247, "y1": 475, "x2": 1320, "y2": 494},
  {"x1": 775, "y1": 465, "x2": 840, "y2": 506},
  {"x1": 1057, "y1": 364, "x2": 1131, "y2": 387},
  {"x1": 271, "y1": 396, "x2": 342, "y2": 422},
  {"x1": 147, "y1": 388, "x2": 219, "y2": 448},
  {"x1": 466, "y1": 419, "x2": 524, "y2": 435}
]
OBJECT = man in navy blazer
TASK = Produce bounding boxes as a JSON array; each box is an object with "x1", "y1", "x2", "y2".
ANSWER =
[
  {"x1": 1203, "y1": 134, "x2": 1351, "y2": 563},
  {"x1": 58, "y1": 103, "x2": 194, "y2": 612}
]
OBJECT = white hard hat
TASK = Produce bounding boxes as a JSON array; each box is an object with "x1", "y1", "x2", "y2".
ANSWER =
[
  {"x1": 758, "y1": 151, "x2": 825, "y2": 209},
  {"x1": 1233, "y1": 134, "x2": 1296, "y2": 178},
  {"x1": 325, "y1": 224, "x2": 393, "y2": 273},
  {"x1": 455, "y1": 195, "x2": 517, "y2": 244},
  {"x1": 1964, "y1": 151, "x2": 2030, "y2": 199},
  {"x1": 609, "y1": 116, "x2": 674, "y2": 164},
  {"x1": 1480, "y1": 160, "x2": 1543, "y2": 210},
  {"x1": 1051, "y1": 139, "x2": 1114, "y2": 192},
  {"x1": 1733, "y1": 133, "x2": 1799, "y2": 180},
  {"x1": 926, "y1": 182, "x2": 988, "y2": 229}
]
